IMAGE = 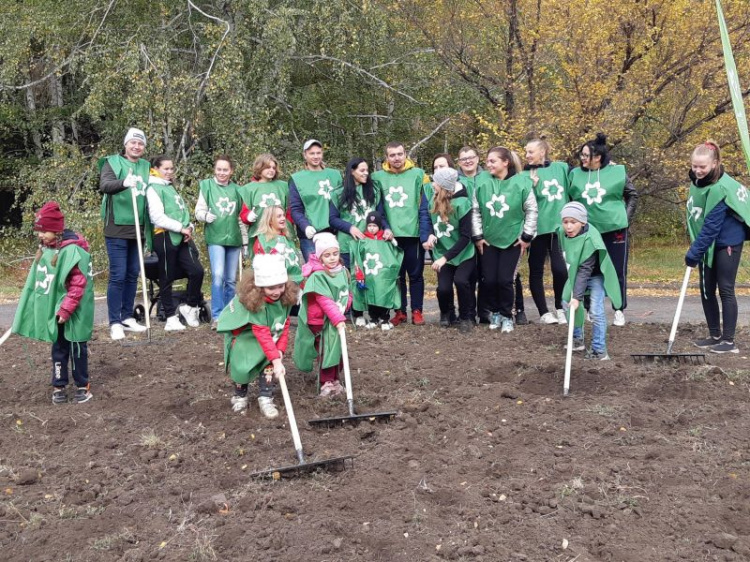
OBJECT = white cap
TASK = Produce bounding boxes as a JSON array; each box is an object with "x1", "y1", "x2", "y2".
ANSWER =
[
  {"x1": 303, "y1": 139, "x2": 322, "y2": 152},
  {"x1": 123, "y1": 127, "x2": 147, "y2": 147},
  {"x1": 253, "y1": 254, "x2": 288, "y2": 287}
]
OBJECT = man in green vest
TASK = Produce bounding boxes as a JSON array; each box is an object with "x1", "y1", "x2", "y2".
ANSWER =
[
  {"x1": 372, "y1": 141, "x2": 431, "y2": 326},
  {"x1": 99, "y1": 127, "x2": 150, "y2": 341}
]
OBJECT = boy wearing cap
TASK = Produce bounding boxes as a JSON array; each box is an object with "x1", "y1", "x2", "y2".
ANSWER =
[
  {"x1": 13, "y1": 202, "x2": 95, "y2": 404},
  {"x1": 558, "y1": 202, "x2": 622, "y2": 360},
  {"x1": 98, "y1": 127, "x2": 150, "y2": 341}
]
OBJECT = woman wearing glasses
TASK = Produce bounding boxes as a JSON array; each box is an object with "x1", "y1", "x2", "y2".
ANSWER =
[{"x1": 568, "y1": 133, "x2": 638, "y2": 326}]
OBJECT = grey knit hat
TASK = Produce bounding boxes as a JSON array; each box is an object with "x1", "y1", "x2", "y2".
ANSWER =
[
  {"x1": 433, "y1": 167, "x2": 460, "y2": 193},
  {"x1": 560, "y1": 201, "x2": 588, "y2": 224}
]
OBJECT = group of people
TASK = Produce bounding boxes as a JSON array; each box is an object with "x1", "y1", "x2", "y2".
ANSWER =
[{"x1": 11, "y1": 127, "x2": 750, "y2": 413}]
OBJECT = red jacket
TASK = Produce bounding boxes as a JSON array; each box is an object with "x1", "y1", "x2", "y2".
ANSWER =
[{"x1": 48, "y1": 230, "x2": 90, "y2": 322}]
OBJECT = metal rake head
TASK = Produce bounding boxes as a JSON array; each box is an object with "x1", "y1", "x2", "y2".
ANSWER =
[{"x1": 630, "y1": 353, "x2": 706, "y2": 365}]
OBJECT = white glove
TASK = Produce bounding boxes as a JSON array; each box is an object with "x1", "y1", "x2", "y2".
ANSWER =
[
  {"x1": 247, "y1": 209, "x2": 258, "y2": 223},
  {"x1": 205, "y1": 211, "x2": 217, "y2": 223},
  {"x1": 305, "y1": 226, "x2": 317, "y2": 239},
  {"x1": 123, "y1": 172, "x2": 137, "y2": 188}
]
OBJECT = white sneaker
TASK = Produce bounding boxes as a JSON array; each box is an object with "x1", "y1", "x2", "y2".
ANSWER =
[
  {"x1": 122, "y1": 317, "x2": 148, "y2": 332},
  {"x1": 380, "y1": 322, "x2": 393, "y2": 331},
  {"x1": 110, "y1": 323, "x2": 126, "y2": 341},
  {"x1": 365, "y1": 322, "x2": 377, "y2": 330},
  {"x1": 164, "y1": 315, "x2": 186, "y2": 331},
  {"x1": 556, "y1": 309, "x2": 567, "y2": 324},
  {"x1": 539, "y1": 312, "x2": 558, "y2": 324},
  {"x1": 489, "y1": 312, "x2": 501, "y2": 330},
  {"x1": 500, "y1": 316, "x2": 514, "y2": 333},
  {"x1": 613, "y1": 310, "x2": 626, "y2": 327},
  {"x1": 258, "y1": 396, "x2": 279, "y2": 419},
  {"x1": 355, "y1": 316, "x2": 367, "y2": 328},
  {"x1": 231, "y1": 395, "x2": 248, "y2": 412},
  {"x1": 179, "y1": 304, "x2": 200, "y2": 327}
]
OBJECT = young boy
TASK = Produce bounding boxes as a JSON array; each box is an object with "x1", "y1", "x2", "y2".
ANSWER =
[{"x1": 558, "y1": 202, "x2": 622, "y2": 360}]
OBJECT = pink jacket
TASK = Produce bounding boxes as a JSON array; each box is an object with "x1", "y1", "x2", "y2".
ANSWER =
[{"x1": 302, "y1": 254, "x2": 351, "y2": 327}]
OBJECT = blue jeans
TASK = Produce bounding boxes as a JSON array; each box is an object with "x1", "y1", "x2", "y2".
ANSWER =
[
  {"x1": 207, "y1": 245, "x2": 241, "y2": 319},
  {"x1": 105, "y1": 237, "x2": 141, "y2": 325},
  {"x1": 572, "y1": 275, "x2": 607, "y2": 354},
  {"x1": 300, "y1": 238, "x2": 315, "y2": 263}
]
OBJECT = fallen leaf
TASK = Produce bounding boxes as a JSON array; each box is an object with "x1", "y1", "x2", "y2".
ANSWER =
[{"x1": 562, "y1": 538, "x2": 569, "y2": 550}]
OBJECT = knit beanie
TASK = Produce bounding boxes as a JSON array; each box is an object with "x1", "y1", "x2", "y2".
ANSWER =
[
  {"x1": 313, "y1": 232, "x2": 339, "y2": 257},
  {"x1": 34, "y1": 202, "x2": 65, "y2": 232},
  {"x1": 560, "y1": 201, "x2": 588, "y2": 224},
  {"x1": 123, "y1": 127, "x2": 147, "y2": 147},
  {"x1": 366, "y1": 211, "x2": 384, "y2": 230},
  {"x1": 433, "y1": 167, "x2": 460, "y2": 193},
  {"x1": 253, "y1": 254, "x2": 288, "y2": 287}
]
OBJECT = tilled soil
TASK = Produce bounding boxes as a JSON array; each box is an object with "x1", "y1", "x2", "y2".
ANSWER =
[{"x1": 1, "y1": 320, "x2": 750, "y2": 562}]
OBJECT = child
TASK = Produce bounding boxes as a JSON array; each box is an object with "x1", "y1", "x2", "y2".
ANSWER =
[
  {"x1": 217, "y1": 254, "x2": 299, "y2": 418},
  {"x1": 558, "y1": 202, "x2": 622, "y2": 360},
  {"x1": 293, "y1": 233, "x2": 352, "y2": 396},
  {"x1": 253, "y1": 205, "x2": 303, "y2": 284},
  {"x1": 351, "y1": 211, "x2": 402, "y2": 330},
  {"x1": 12, "y1": 202, "x2": 94, "y2": 404},
  {"x1": 685, "y1": 141, "x2": 750, "y2": 353}
]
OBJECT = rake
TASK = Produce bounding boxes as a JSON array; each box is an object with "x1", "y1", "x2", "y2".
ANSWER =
[{"x1": 630, "y1": 266, "x2": 706, "y2": 364}]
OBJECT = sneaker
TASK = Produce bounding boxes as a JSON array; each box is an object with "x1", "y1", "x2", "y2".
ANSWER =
[
  {"x1": 365, "y1": 321, "x2": 377, "y2": 329},
  {"x1": 258, "y1": 396, "x2": 279, "y2": 419},
  {"x1": 439, "y1": 312, "x2": 456, "y2": 328},
  {"x1": 710, "y1": 341, "x2": 739, "y2": 354},
  {"x1": 412, "y1": 310, "x2": 425, "y2": 325},
  {"x1": 75, "y1": 385, "x2": 93, "y2": 404},
  {"x1": 319, "y1": 381, "x2": 337, "y2": 397},
  {"x1": 458, "y1": 319, "x2": 474, "y2": 334},
  {"x1": 539, "y1": 312, "x2": 558, "y2": 324},
  {"x1": 585, "y1": 349, "x2": 610, "y2": 361},
  {"x1": 110, "y1": 323, "x2": 126, "y2": 341},
  {"x1": 565, "y1": 337, "x2": 585, "y2": 351},
  {"x1": 211, "y1": 320, "x2": 218, "y2": 331},
  {"x1": 586, "y1": 311, "x2": 592, "y2": 323},
  {"x1": 613, "y1": 310, "x2": 626, "y2": 327},
  {"x1": 380, "y1": 321, "x2": 394, "y2": 332},
  {"x1": 355, "y1": 316, "x2": 367, "y2": 328},
  {"x1": 556, "y1": 309, "x2": 567, "y2": 325},
  {"x1": 489, "y1": 312, "x2": 501, "y2": 330},
  {"x1": 500, "y1": 316, "x2": 514, "y2": 333},
  {"x1": 52, "y1": 388, "x2": 67, "y2": 405},
  {"x1": 515, "y1": 310, "x2": 529, "y2": 325},
  {"x1": 164, "y1": 315, "x2": 186, "y2": 331},
  {"x1": 231, "y1": 395, "x2": 248, "y2": 412},
  {"x1": 391, "y1": 311, "x2": 408, "y2": 327},
  {"x1": 693, "y1": 336, "x2": 722, "y2": 348},
  {"x1": 178, "y1": 304, "x2": 200, "y2": 328},
  {"x1": 122, "y1": 317, "x2": 148, "y2": 332}
]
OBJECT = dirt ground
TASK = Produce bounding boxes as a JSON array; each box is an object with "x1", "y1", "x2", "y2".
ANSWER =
[{"x1": 2, "y1": 319, "x2": 750, "y2": 562}]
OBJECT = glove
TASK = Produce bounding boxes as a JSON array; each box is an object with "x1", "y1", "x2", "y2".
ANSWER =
[
  {"x1": 247, "y1": 209, "x2": 258, "y2": 223},
  {"x1": 205, "y1": 211, "x2": 217, "y2": 223},
  {"x1": 305, "y1": 226, "x2": 317, "y2": 239},
  {"x1": 123, "y1": 173, "x2": 137, "y2": 188},
  {"x1": 685, "y1": 254, "x2": 699, "y2": 268}
]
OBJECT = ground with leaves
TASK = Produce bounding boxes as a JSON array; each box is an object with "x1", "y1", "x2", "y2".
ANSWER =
[{"x1": 2, "y1": 320, "x2": 750, "y2": 562}]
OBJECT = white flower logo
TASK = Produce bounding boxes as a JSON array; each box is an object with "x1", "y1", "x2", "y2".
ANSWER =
[
  {"x1": 686, "y1": 196, "x2": 702, "y2": 222},
  {"x1": 271, "y1": 322, "x2": 285, "y2": 342},
  {"x1": 363, "y1": 252, "x2": 383, "y2": 275},
  {"x1": 275, "y1": 242, "x2": 300, "y2": 267},
  {"x1": 386, "y1": 186, "x2": 408, "y2": 208},
  {"x1": 582, "y1": 181, "x2": 605, "y2": 205},
  {"x1": 336, "y1": 290, "x2": 349, "y2": 313},
  {"x1": 260, "y1": 192, "x2": 281, "y2": 208},
  {"x1": 737, "y1": 185, "x2": 749, "y2": 203},
  {"x1": 351, "y1": 204, "x2": 373, "y2": 223},
  {"x1": 485, "y1": 194, "x2": 510, "y2": 218},
  {"x1": 133, "y1": 176, "x2": 147, "y2": 197},
  {"x1": 35, "y1": 264, "x2": 55, "y2": 295},
  {"x1": 541, "y1": 179, "x2": 564, "y2": 202},
  {"x1": 215, "y1": 197, "x2": 236, "y2": 216},
  {"x1": 318, "y1": 179, "x2": 334, "y2": 200},
  {"x1": 175, "y1": 195, "x2": 186, "y2": 211},
  {"x1": 433, "y1": 216, "x2": 454, "y2": 238}
]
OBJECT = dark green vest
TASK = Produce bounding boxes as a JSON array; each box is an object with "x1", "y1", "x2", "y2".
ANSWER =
[
  {"x1": 568, "y1": 165, "x2": 628, "y2": 233},
  {"x1": 372, "y1": 167, "x2": 426, "y2": 237},
  {"x1": 237, "y1": 180, "x2": 289, "y2": 238},
  {"x1": 350, "y1": 238, "x2": 403, "y2": 312},
  {"x1": 521, "y1": 161, "x2": 569, "y2": 235},
  {"x1": 199, "y1": 179, "x2": 242, "y2": 247},
  {"x1": 99, "y1": 155, "x2": 149, "y2": 226},
  {"x1": 428, "y1": 195, "x2": 475, "y2": 266},
  {"x1": 474, "y1": 171, "x2": 533, "y2": 249},
  {"x1": 290, "y1": 169, "x2": 342, "y2": 230},
  {"x1": 147, "y1": 181, "x2": 190, "y2": 246}
]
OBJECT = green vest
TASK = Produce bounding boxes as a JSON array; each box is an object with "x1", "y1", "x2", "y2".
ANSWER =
[
  {"x1": 429, "y1": 195, "x2": 475, "y2": 266},
  {"x1": 147, "y1": 180, "x2": 191, "y2": 246},
  {"x1": 373, "y1": 167, "x2": 426, "y2": 237},
  {"x1": 290, "y1": 169, "x2": 342, "y2": 231},
  {"x1": 217, "y1": 296, "x2": 291, "y2": 385},
  {"x1": 99, "y1": 155, "x2": 149, "y2": 226},
  {"x1": 568, "y1": 165, "x2": 628, "y2": 233},
  {"x1": 255, "y1": 234, "x2": 303, "y2": 284},
  {"x1": 521, "y1": 161, "x2": 570, "y2": 235},
  {"x1": 558, "y1": 224, "x2": 622, "y2": 327},
  {"x1": 293, "y1": 269, "x2": 350, "y2": 372},
  {"x1": 686, "y1": 173, "x2": 750, "y2": 266},
  {"x1": 237, "y1": 180, "x2": 289, "y2": 238},
  {"x1": 474, "y1": 171, "x2": 532, "y2": 249},
  {"x1": 331, "y1": 186, "x2": 381, "y2": 255},
  {"x1": 13, "y1": 243, "x2": 94, "y2": 343},
  {"x1": 199, "y1": 179, "x2": 242, "y2": 247},
  {"x1": 350, "y1": 238, "x2": 403, "y2": 312}
]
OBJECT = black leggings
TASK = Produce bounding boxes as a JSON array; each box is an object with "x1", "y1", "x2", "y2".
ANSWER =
[
  {"x1": 437, "y1": 258, "x2": 477, "y2": 321},
  {"x1": 481, "y1": 245, "x2": 522, "y2": 317},
  {"x1": 528, "y1": 233, "x2": 567, "y2": 314},
  {"x1": 152, "y1": 233, "x2": 205, "y2": 317},
  {"x1": 699, "y1": 244, "x2": 743, "y2": 341},
  {"x1": 601, "y1": 228, "x2": 629, "y2": 311}
]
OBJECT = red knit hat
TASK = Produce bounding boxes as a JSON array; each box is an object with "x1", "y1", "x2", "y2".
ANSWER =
[{"x1": 34, "y1": 202, "x2": 65, "y2": 232}]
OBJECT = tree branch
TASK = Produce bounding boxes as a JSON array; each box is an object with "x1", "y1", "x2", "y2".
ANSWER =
[{"x1": 408, "y1": 117, "x2": 453, "y2": 158}]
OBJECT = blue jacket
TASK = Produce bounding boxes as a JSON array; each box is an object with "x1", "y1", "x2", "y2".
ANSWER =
[{"x1": 686, "y1": 200, "x2": 746, "y2": 266}]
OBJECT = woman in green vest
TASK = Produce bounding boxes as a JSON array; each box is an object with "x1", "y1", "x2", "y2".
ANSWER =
[
  {"x1": 471, "y1": 147, "x2": 538, "y2": 333},
  {"x1": 568, "y1": 133, "x2": 638, "y2": 327},
  {"x1": 195, "y1": 155, "x2": 242, "y2": 325},
  {"x1": 424, "y1": 167, "x2": 476, "y2": 333},
  {"x1": 522, "y1": 137, "x2": 570, "y2": 325},
  {"x1": 146, "y1": 156, "x2": 205, "y2": 331},
  {"x1": 685, "y1": 141, "x2": 750, "y2": 354}
]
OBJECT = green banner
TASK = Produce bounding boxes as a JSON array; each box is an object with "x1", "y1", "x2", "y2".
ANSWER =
[{"x1": 716, "y1": 0, "x2": 750, "y2": 172}]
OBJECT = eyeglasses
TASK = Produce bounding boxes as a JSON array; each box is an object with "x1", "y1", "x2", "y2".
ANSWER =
[
  {"x1": 579, "y1": 152, "x2": 591, "y2": 159},
  {"x1": 458, "y1": 156, "x2": 478, "y2": 162}
]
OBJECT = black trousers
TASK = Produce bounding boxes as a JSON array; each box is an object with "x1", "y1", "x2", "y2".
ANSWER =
[
  {"x1": 699, "y1": 244, "x2": 742, "y2": 341},
  {"x1": 528, "y1": 232, "x2": 567, "y2": 314},
  {"x1": 481, "y1": 245, "x2": 522, "y2": 318},
  {"x1": 437, "y1": 258, "x2": 477, "y2": 321},
  {"x1": 51, "y1": 328, "x2": 88, "y2": 388},
  {"x1": 152, "y1": 232, "x2": 205, "y2": 317},
  {"x1": 601, "y1": 228, "x2": 629, "y2": 311},
  {"x1": 368, "y1": 305, "x2": 390, "y2": 323},
  {"x1": 396, "y1": 237, "x2": 425, "y2": 313}
]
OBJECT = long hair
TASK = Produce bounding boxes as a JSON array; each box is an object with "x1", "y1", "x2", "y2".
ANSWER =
[
  {"x1": 255, "y1": 205, "x2": 288, "y2": 239},
  {"x1": 236, "y1": 269, "x2": 299, "y2": 313},
  {"x1": 692, "y1": 140, "x2": 722, "y2": 184},
  {"x1": 252, "y1": 153, "x2": 281, "y2": 181},
  {"x1": 35, "y1": 233, "x2": 64, "y2": 266},
  {"x1": 430, "y1": 185, "x2": 454, "y2": 222},
  {"x1": 340, "y1": 157, "x2": 376, "y2": 210}
]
